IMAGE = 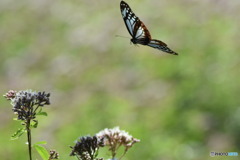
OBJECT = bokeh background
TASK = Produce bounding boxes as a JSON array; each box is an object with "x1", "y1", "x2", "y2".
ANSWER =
[{"x1": 0, "y1": 0, "x2": 240, "y2": 159}]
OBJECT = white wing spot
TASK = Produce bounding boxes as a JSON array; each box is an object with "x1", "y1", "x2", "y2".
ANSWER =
[{"x1": 135, "y1": 28, "x2": 144, "y2": 38}]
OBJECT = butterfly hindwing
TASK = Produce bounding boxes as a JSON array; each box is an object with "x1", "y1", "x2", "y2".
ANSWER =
[
  {"x1": 120, "y1": 1, "x2": 178, "y2": 55},
  {"x1": 148, "y1": 40, "x2": 178, "y2": 55}
]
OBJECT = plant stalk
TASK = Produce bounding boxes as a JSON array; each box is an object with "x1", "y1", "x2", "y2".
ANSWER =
[{"x1": 26, "y1": 119, "x2": 32, "y2": 160}]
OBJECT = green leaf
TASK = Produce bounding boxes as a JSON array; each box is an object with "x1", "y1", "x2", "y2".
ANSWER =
[
  {"x1": 36, "y1": 111, "x2": 48, "y2": 116},
  {"x1": 13, "y1": 118, "x2": 23, "y2": 123},
  {"x1": 11, "y1": 128, "x2": 26, "y2": 140},
  {"x1": 94, "y1": 149, "x2": 99, "y2": 158},
  {"x1": 30, "y1": 120, "x2": 38, "y2": 128},
  {"x1": 33, "y1": 144, "x2": 49, "y2": 160},
  {"x1": 34, "y1": 141, "x2": 47, "y2": 145}
]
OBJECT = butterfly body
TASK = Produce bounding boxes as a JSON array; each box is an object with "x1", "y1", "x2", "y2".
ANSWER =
[
  {"x1": 120, "y1": 1, "x2": 178, "y2": 55},
  {"x1": 131, "y1": 37, "x2": 149, "y2": 45}
]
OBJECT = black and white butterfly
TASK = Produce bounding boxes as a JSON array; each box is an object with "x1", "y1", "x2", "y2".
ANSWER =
[{"x1": 120, "y1": 1, "x2": 178, "y2": 55}]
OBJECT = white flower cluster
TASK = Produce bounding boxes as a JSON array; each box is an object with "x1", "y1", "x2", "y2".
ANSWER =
[
  {"x1": 96, "y1": 127, "x2": 140, "y2": 147},
  {"x1": 96, "y1": 127, "x2": 140, "y2": 159}
]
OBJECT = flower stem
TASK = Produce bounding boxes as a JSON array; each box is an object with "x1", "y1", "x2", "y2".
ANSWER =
[{"x1": 26, "y1": 119, "x2": 32, "y2": 160}]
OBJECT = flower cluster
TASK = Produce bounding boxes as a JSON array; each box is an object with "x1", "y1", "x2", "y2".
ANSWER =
[
  {"x1": 70, "y1": 127, "x2": 139, "y2": 160},
  {"x1": 70, "y1": 136, "x2": 104, "y2": 160},
  {"x1": 3, "y1": 90, "x2": 50, "y2": 121},
  {"x1": 3, "y1": 90, "x2": 16, "y2": 100},
  {"x1": 49, "y1": 150, "x2": 59, "y2": 159},
  {"x1": 96, "y1": 127, "x2": 140, "y2": 159}
]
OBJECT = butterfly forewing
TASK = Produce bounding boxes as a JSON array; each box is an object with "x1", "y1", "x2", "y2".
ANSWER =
[
  {"x1": 120, "y1": 1, "x2": 137, "y2": 37},
  {"x1": 120, "y1": 1, "x2": 178, "y2": 55},
  {"x1": 120, "y1": 1, "x2": 151, "y2": 45}
]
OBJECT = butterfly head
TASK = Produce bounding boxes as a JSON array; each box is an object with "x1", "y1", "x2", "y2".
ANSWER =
[{"x1": 130, "y1": 38, "x2": 137, "y2": 44}]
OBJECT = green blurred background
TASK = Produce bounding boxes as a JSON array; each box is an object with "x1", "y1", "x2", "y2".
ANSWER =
[{"x1": 0, "y1": 0, "x2": 240, "y2": 159}]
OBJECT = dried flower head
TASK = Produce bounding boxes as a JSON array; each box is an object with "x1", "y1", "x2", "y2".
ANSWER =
[
  {"x1": 4, "y1": 90, "x2": 50, "y2": 121},
  {"x1": 49, "y1": 150, "x2": 59, "y2": 159},
  {"x1": 96, "y1": 127, "x2": 140, "y2": 159},
  {"x1": 70, "y1": 136, "x2": 104, "y2": 160},
  {"x1": 3, "y1": 90, "x2": 17, "y2": 100}
]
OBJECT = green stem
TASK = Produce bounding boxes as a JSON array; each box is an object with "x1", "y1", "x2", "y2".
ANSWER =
[{"x1": 26, "y1": 119, "x2": 32, "y2": 160}]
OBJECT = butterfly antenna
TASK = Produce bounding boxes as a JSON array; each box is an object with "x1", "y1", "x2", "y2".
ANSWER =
[{"x1": 115, "y1": 35, "x2": 130, "y2": 39}]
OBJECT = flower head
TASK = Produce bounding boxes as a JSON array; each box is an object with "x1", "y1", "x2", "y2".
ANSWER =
[
  {"x1": 49, "y1": 150, "x2": 59, "y2": 159},
  {"x1": 70, "y1": 136, "x2": 104, "y2": 160},
  {"x1": 4, "y1": 90, "x2": 50, "y2": 121},
  {"x1": 3, "y1": 90, "x2": 17, "y2": 100},
  {"x1": 96, "y1": 127, "x2": 140, "y2": 159}
]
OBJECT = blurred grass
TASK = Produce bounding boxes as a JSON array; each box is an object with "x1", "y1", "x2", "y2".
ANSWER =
[{"x1": 0, "y1": 0, "x2": 240, "y2": 159}]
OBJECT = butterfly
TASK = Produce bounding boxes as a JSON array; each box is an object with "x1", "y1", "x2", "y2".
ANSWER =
[{"x1": 120, "y1": 1, "x2": 178, "y2": 55}]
